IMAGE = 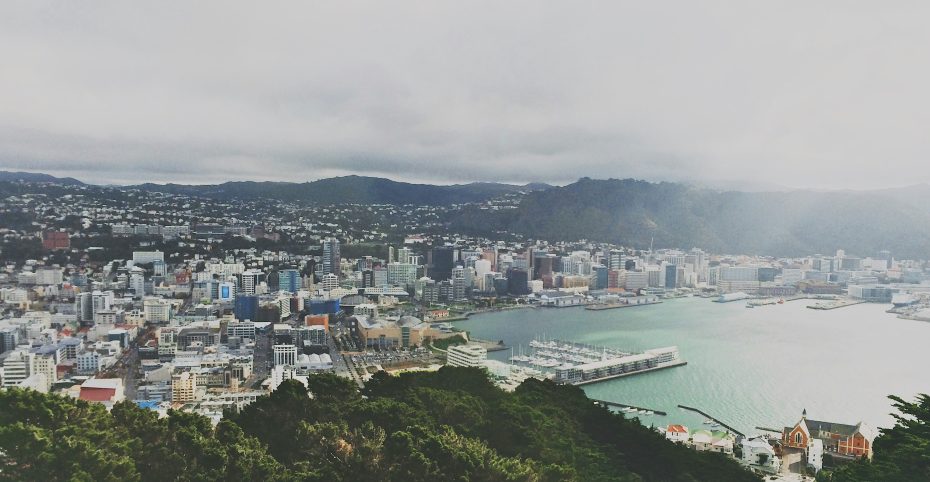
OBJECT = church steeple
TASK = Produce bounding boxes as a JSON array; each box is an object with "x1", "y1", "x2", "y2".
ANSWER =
[{"x1": 802, "y1": 408, "x2": 807, "y2": 419}]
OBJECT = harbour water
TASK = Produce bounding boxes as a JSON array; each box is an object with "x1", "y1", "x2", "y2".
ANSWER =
[{"x1": 455, "y1": 297, "x2": 930, "y2": 435}]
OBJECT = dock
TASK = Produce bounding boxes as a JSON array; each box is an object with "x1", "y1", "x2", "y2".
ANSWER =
[
  {"x1": 677, "y1": 405, "x2": 744, "y2": 437},
  {"x1": 592, "y1": 399, "x2": 667, "y2": 416},
  {"x1": 806, "y1": 299, "x2": 865, "y2": 310},
  {"x1": 571, "y1": 361, "x2": 688, "y2": 386}
]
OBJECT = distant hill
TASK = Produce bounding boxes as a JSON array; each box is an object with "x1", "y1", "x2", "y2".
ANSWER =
[
  {"x1": 0, "y1": 170, "x2": 84, "y2": 185},
  {"x1": 131, "y1": 175, "x2": 550, "y2": 205},
  {"x1": 451, "y1": 177, "x2": 930, "y2": 258}
]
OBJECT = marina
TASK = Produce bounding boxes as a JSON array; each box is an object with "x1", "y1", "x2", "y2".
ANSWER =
[{"x1": 455, "y1": 297, "x2": 930, "y2": 435}]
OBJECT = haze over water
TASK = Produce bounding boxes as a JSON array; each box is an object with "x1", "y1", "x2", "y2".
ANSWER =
[{"x1": 456, "y1": 298, "x2": 930, "y2": 434}]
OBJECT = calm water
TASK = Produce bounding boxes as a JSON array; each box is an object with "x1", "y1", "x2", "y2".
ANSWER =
[{"x1": 455, "y1": 297, "x2": 930, "y2": 435}]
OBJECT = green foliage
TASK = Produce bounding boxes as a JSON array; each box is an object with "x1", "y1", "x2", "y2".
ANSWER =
[
  {"x1": 429, "y1": 334, "x2": 468, "y2": 350},
  {"x1": 817, "y1": 394, "x2": 930, "y2": 482},
  {"x1": 0, "y1": 369, "x2": 759, "y2": 481}
]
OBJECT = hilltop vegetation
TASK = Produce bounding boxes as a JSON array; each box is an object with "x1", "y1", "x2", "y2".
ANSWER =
[
  {"x1": 0, "y1": 368, "x2": 758, "y2": 481},
  {"x1": 450, "y1": 178, "x2": 930, "y2": 258}
]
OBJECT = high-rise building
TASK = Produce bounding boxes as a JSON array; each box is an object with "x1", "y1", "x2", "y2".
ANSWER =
[
  {"x1": 507, "y1": 268, "x2": 529, "y2": 296},
  {"x1": 387, "y1": 263, "x2": 418, "y2": 289},
  {"x1": 278, "y1": 269, "x2": 301, "y2": 294},
  {"x1": 0, "y1": 327, "x2": 19, "y2": 354},
  {"x1": 129, "y1": 267, "x2": 145, "y2": 298},
  {"x1": 594, "y1": 266, "x2": 608, "y2": 290},
  {"x1": 664, "y1": 264, "x2": 678, "y2": 289},
  {"x1": 452, "y1": 267, "x2": 467, "y2": 300},
  {"x1": 322, "y1": 238, "x2": 341, "y2": 277},
  {"x1": 430, "y1": 246, "x2": 455, "y2": 281},
  {"x1": 240, "y1": 269, "x2": 263, "y2": 295},
  {"x1": 234, "y1": 295, "x2": 259, "y2": 321}
]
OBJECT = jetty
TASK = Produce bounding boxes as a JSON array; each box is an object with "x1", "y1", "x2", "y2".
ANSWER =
[
  {"x1": 592, "y1": 399, "x2": 667, "y2": 416},
  {"x1": 677, "y1": 405, "x2": 744, "y2": 437}
]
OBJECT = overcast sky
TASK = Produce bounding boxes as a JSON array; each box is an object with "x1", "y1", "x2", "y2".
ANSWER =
[{"x1": 2, "y1": 2, "x2": 929, "y2": 189}]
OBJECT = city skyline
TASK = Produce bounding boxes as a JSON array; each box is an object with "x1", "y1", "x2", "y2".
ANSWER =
[{"x1": 4, "y1": 2, "x2": 930, "y2": 189}]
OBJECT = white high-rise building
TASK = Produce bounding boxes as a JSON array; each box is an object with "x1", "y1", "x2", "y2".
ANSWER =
[
  {"x1": 129, "y1": 267, "x2": 145, "y2": 297},
  {"x1": 240, "y1": 269, "x2": 263, "y2": 296},
  {"x1": 273, "y1": 344, "x2": 298, "y2": 366}
]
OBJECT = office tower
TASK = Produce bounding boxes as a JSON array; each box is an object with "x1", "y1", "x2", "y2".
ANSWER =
[
  {"x1": 664, "y1": 264, "x2": 678, "y2": 289},
  {"x1": 240, "y1": 269, "x2": 263, "y2": 295},
  {"x1": 594, "y1": 266, "x2": 608, "y2": 290},
  {"x1": 77, "y1": 292, "x2": 94, "y2": 325},
  {"x1": 388, "y1": 246, "x2": 396, "y2": 264},
  {"x1": 430, "y1": 246, "x2": 454, "y2": 281},
  {"x1": 234, "y1": 295, "x2": 259, "y2": 321},
  {"x1": 362, "y1": 269, "x2": 375, "y2": 288},
  {"x1": 452, "y1": 267, "x2": 467, "y2": 300},
  {"x1": 507, "y1": 268, "x2": 529, "y2": 296},
  {"x1": 129, "y1": 268, "x2": 145, "y2": 297},
  {"x1": 322, "y1": 238, "x2": 341, "y2": 277},
  {"x1": 278, "y1": 269, "x2": 301, "y2": 294},
  {"x1": 397, "y1": 247, "x2": 413, "y2": 264}
]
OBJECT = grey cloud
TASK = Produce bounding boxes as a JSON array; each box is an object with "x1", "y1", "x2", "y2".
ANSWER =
[{"x1": 2, "y1": 1, "x2": 930, "y2": 189}]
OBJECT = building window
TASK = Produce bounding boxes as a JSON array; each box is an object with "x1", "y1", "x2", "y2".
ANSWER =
[{"x1": 795, "y1": 432, "x2": 802, "y2": 445}]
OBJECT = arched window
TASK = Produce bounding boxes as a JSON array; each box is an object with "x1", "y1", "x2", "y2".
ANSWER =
[{"x1": 795, "y1": 432, "x2": 802, "y2": 445}]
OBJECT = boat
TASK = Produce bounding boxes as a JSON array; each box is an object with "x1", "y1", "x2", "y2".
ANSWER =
[
  {"x1": 643, "y1": 411, "x2": 654, "y2": 415},
  {"x1": 703, "y1": 419, "x2": 714, "y2": 425}
]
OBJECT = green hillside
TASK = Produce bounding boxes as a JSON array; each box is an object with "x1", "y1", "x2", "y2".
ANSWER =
[{"x1": 0, "y1": 368, "x2": 758, "y2": 481}]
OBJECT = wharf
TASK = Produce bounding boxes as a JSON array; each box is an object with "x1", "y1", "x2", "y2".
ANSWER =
[
  {"x1": 806, "y1": 299, "x2": 865, "y2": 310},
  {"x1": 585, "y1": 300, "x2": 661, "y2": 311},
  {"x1": 571, "y1": 361, "x2": 688, "y2": 386},
  {"x1": 592, "y1": 399, "x2": 667, "y2": 416},
  {"x1": 677, "y1": 405, "x2": 744, "y2": 437}
]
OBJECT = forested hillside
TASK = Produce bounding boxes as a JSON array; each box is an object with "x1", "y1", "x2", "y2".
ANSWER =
[{"x1": 0, "y1": 368, "x2": 758, "y2": 481}]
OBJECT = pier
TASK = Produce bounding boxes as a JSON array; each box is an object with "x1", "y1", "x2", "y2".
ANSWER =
[
  {"x1": 677, "y1": 405, "x2": 744, "y2": 437},
  {"x1": 585, "y1": 300, "x2": 661, "y2": 311},
  {"x1": 592, "y1": 399, "x2": 667, "y2": 416},
  {"x1": 806, "y1": 298, "x2": 865, "y2": 310}
]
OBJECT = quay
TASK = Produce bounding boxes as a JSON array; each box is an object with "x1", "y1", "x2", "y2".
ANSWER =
[
  {"x1": 806, "y1": 298, "x2": 865, "y2": 310},
  {"x1": 677, "y1": 405, "x2": 744, "y2": 437},
  {"x1": 570, "y1": 361, "x2": 688, "y2": 386},
  {"x1": 592, "y1": 399, "x2": 667, "y2": 416}
]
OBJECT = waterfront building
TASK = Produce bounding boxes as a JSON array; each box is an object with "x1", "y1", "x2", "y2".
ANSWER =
[
  {"x1": 782, "y1": 410, "x2": 876, "y2": 459},
  {"x1": 665, "y1": 424, "x2": 689, "y2": 444},
  {"x1": 847, "y1": 284, "x2": 896, "y2": 303},
  {"x1": 691, "y1": 430, "x2": 734, "y2": 454},
  {"x1": 554, "y1": 346, "x2": 682, "y2": 385},
  {"x1": 447, "y1": 344, "x2": 488, "y2": 368},
  {"x1": 740, "y1": 436, "x2": 781, "y2": 474}
]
